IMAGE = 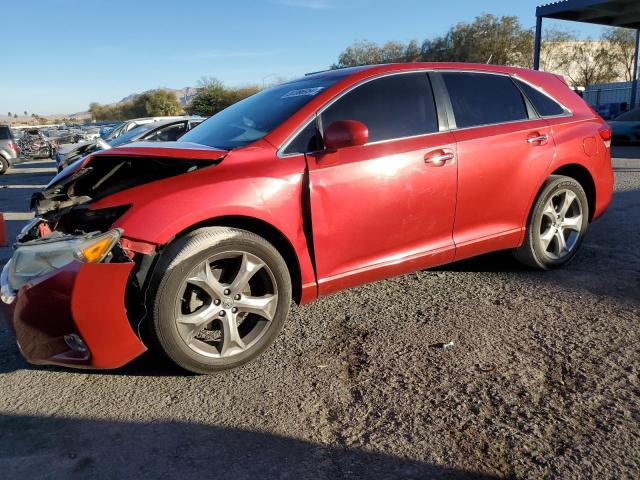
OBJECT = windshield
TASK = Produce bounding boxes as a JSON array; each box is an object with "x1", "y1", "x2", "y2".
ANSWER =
[
  {"x1": 178, "y1": 75, "x2": 347, "y2": 150},
  {"x1": 103, "y1": 122, "x2": 127, "y2": 141},
  {"x1": 109, "y1": 122, "x2": 160, "y2": 147},
  {"x1": 614, "y1": 109, "x2": 640, "y2": 121}
]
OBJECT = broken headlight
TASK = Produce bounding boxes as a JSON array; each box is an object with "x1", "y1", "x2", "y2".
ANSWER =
[{"x1": 1, "y1": 229, "x2": 122, "y2": 301}]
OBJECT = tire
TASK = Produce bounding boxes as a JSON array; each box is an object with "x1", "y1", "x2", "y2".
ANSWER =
[
  {"x1": 0, "y1": 156, "x2": 9, "y2": 174},
  {"x1": 513, "y1": 175, "x2": 589, "y2": 270},
  {"x1": 147, "y1": 227, "x2": 292, "y2": 374}
]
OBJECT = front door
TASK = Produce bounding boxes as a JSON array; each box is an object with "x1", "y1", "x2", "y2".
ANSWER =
[{"x1": 306, "y1": 72, "x2": 458, "y2": 295}]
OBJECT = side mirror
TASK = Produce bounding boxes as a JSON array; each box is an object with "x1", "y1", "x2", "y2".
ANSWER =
[{"x1": 323, "y1": 120, "x2": 368, "y2": 151}]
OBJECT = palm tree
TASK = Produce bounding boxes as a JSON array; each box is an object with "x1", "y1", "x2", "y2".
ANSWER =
[{"x1": 23, "y1": 110, "x2": 27, "y2": 117}]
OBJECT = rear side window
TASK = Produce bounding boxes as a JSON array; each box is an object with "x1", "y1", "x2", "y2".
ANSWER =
[
  {"x1": 320, "y1": 73, "x2": 438, "y2": 143},
  {"x1": 516, "y1": 80, "x2": 565, "y2": 117},
  {"x1": 442, "y1": 72, "x2": 529, "y2": 128},
  {"x1": 0, "y1": 127, "x2": 11, "y2": 140}
]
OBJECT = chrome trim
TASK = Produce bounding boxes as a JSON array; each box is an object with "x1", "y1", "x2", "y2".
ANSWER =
[
  {"x1": 510, "y1": 74, "x2": 573, "y2": 117},
  {"x1": 277, "y1": 67, "x2": 574, "y2": 158}
]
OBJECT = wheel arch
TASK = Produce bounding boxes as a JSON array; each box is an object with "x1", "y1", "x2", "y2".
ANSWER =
[
  {"x1": 549, "y1": 163, "x2": 596, "y2": 222},
  {"x1": 166, "y1": 215, "x2": 304, "y2": 304}
]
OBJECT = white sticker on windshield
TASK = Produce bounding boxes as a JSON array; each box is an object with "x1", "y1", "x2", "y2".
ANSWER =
[{"x1": 281, "y1": 87, "x2": 325, "y2": 99}]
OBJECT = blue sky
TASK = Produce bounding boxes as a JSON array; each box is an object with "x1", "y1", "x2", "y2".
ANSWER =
[{"x1": 1, "y1": 0, "x2": 604, "y2": 115}]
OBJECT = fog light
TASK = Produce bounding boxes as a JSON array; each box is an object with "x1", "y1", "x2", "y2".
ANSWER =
[{"x1": 64, "y1": 334, "x2": 88, "y2": 353}]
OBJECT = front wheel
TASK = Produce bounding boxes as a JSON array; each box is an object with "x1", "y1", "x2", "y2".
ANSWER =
[
  {"x1": 0, "y1": 157, "x2": 8, "y2": 174},
  {"x1": 513, "y1": 175, "x2": 589, "y2": 270},
  {"x1": 148, "y1": 227, "x2": 292, "y2": 374}
]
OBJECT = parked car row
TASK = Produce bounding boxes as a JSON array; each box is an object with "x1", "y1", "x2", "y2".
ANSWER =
[{"x1": 55, "y1": 116, "x2": 203, "y2": 171}]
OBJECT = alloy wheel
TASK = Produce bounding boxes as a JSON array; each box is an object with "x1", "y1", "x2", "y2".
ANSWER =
[
  {"x1": 174, "y1": 251, "x2": 278, "y2": 358},
  {"x1": 538, "y1": 189, "x2": 583, "y2": 260}
]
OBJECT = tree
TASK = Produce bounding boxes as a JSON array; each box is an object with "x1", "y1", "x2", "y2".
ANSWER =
[
  {"x1": 23, "y1": 111, "x2": 27, "y2": 117},
  {"x1": 13, "y1": 114, "x2": 17, "y2": 119},
  {"x1": 140, "y1": 90, "x2": 183, "y2": 116},
  {"x1": 186, "y1": 77, "x2": 259, "y2": 117},
  {"x1": 538, "y1": 27, "x2": 577, "y2": 74},
  {"x1": 421, "y1": 14, "x2": 533, "y2": 66},
  {"x1": 404, "y1": 40, "x2": 421, "y2": 62},
  {"x1": 333, "y1": 40, "x2": 383, "y2": 68},
  {"x1": 7, "y1": 112, "x2": 11, "y2": 118},
  {"x1": 564, "y1": 39, "x2": 618, "y2": 87},
  {"x1": 602, "y1": 27, "x2": 637, "y2": 81}
]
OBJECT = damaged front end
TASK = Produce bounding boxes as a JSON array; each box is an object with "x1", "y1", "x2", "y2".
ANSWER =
[
  {"x1": 1, "y1": 147, "x2": 226, "y2": 369},
  {"x1": 0, "y1": 225, "x2": 147, "y2": 368}
]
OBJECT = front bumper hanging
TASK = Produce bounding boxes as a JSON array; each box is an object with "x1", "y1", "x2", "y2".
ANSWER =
[{"x1": 1, "y1": 260, "x2": 147, "y2": 369}]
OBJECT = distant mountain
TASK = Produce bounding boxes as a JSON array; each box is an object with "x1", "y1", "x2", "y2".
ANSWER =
[
  {"x1": 2, "y1": 86, "x2": 198, "y2": 123},
  {"x1": 118, "y1": 87, "x2": 198, "y2": 107}
]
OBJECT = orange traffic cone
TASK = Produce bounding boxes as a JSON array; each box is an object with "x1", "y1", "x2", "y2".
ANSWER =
[{"x1": 0, "y1": 212, "x2": 6, "y2": 247}]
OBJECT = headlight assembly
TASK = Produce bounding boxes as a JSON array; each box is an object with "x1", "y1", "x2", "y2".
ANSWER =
[{"x1": 3, "y1": 229, "x2": 122, "y2": 295}]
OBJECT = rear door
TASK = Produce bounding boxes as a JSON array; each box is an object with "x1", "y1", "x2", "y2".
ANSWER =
[
  {"x1": 438, "y1": 71, "x2": 556, "y2": 260},
  {"x1": 299, "y1": 72, "x2": 458, "y2": 294}
]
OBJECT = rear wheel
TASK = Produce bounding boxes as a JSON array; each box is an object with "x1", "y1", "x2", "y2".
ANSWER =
[
  {"x1": 513, "y1": 175, "x2": 588, "y2": 270},
  {"x1": 148, "y1": 227, "x2": 292, "y2": 374},
  {"x1": 0, "y1": 157, "x2": 9, "y2": 174}
]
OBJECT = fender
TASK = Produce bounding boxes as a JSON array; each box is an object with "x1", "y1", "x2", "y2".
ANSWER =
[{"x1": 90, "y1": 146, "x2": 318, "y2": 302}]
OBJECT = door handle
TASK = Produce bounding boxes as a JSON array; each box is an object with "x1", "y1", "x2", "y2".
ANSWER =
[
  {"x1": 527, "y1": 134, "x2": 548, "y2": 145},
  {"x1": 424, "y1": 151, "x2": 455, "y2": 167}
]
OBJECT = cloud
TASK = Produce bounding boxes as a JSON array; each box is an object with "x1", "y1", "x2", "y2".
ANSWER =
[{"x1": 276, "y1": 0, "x2": 333, "y2": 9}]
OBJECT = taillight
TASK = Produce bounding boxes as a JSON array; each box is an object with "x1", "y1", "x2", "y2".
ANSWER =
[
  {"x1": 8, "y1": 141, "x2": 20, "y2": 154},
  {"x1": 599, "y1": 127, "x2": 611, "y2": 149}
]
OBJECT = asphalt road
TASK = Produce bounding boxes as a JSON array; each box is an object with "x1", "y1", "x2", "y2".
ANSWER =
[{"x1": 0, "y1": 150, "x2": 638, "y2": 479}]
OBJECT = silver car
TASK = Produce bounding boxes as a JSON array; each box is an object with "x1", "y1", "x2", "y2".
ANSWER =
[{"x1": 0, "y1": 125, "x2": 19, "y2": 174}]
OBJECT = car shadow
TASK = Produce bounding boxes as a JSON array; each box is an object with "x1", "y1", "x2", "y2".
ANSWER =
[{"x1": 0, "y1": 413, "x2": 500, "y2": 480}]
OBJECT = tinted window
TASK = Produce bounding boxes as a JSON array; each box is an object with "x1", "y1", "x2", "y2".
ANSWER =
[
  {"x1": 0, "y1": 126, "x2": 11, "y2": 140},
  {"x1": 283, "y1": 120, "x2": 321, "y2": 155},
  {"x1": 516, "y1": 80, "x2": 565, "y2": 117},
  {"x1": 179, "y1": 74, "x2": 349, "y2": 150},
  {"x1": 320, "y1": 73, "x2": 438, "y2": 143},
  {"x1": 145, "y1": 123, "x2": 187, "y2": 142},
  {"x1": 442, "y1": 73, "x2": 528, "y2": 128}
]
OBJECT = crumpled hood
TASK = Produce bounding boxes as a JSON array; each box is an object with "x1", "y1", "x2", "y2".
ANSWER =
[{"x1": 33, "y1": 142, "x2": 228, "y2": 216}]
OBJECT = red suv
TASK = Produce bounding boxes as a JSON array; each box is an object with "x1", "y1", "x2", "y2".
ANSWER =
[{"x1": 1, "y1": 63, "x2": 613, "y2": 374}]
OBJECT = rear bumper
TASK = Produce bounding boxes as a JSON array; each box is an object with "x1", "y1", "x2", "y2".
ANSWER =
[{"x1": 0, "y1": 261, "x2": 146, "y2": 369}]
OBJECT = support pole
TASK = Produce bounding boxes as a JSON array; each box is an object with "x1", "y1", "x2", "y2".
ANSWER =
[
  {"x1": 630, "y1": 29, "x2": 640, "y2": 109},
  {"x1": 533, "y1": 16, "x2": 543, "y2": 70}
]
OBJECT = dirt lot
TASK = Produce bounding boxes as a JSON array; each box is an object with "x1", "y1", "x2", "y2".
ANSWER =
[{"x1": 0, "y1": 150, "x2": 638, "y2": 479}]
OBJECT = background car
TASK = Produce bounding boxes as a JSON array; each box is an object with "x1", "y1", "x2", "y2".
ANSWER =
[
  {"x1": 56, "y1": 117, "x2": 203, "y2": 171},
  {"x1": 0, "y1": 125, "x2": 20, "y2": 174},
  {"x1": 609, "y1": 107, "x2": 640, "y2": 145}
]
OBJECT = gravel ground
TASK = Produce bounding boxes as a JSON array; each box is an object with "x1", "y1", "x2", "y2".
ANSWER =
[{"x1": 0, "y1": 150, "x2": 638, "y2": 480}]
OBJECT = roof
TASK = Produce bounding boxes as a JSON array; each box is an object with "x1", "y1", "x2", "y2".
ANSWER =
[{"x1": 536, "y1": 0, "x2": 640, "y2": 29}]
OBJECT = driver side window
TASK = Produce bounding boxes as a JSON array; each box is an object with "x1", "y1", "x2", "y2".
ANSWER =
[{"x1": 321, "y1": 73, "x2": 439, "y2": 143}]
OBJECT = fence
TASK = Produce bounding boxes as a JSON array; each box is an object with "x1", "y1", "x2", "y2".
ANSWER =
[{"x1": 583, "y1": 81, "x2": 635, "y2": 106}]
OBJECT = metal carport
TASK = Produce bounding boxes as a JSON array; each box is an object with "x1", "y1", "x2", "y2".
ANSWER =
[{"x1": 534, "y1": 0, "x2": 640, "y2": 107}]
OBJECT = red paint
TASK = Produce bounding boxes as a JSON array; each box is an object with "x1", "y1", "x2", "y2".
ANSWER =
[
  {"x1": 2, "y1": 261, "x2": 146, "y2": 369},
  {"x1": 324, "y1": 120, "x2": 369, "y2": 150},
  {"x1": 4, "y1": 63, "x2": 614, "y2": 370}
]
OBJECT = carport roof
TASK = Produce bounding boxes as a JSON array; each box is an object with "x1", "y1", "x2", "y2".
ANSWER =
[{"x1": 537, "y1": 0, "x2": 640, "y2": 29}]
